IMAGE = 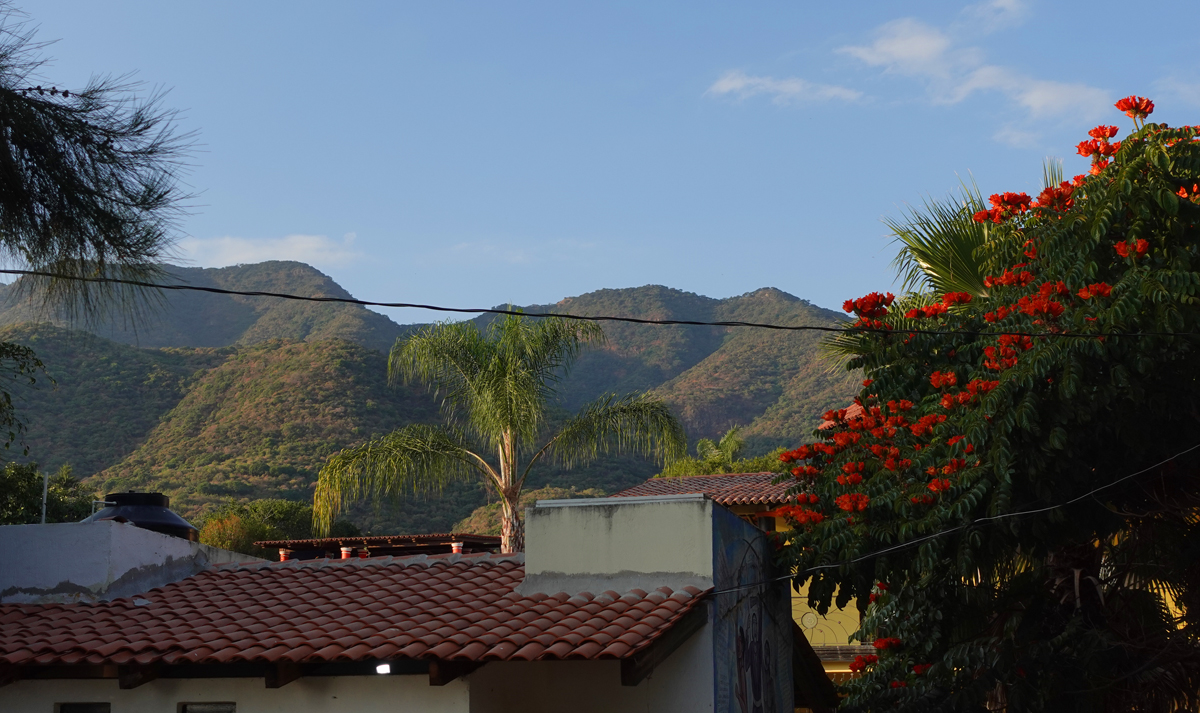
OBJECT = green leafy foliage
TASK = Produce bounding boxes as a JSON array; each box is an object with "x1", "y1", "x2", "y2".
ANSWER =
[
  {"x1": 658, "y1": 425, "x2": 789, "y2": 476},
  {"x1": 196, "y1": 498, "x2": 359, "y2": 557},
  {"x1": 781, "y1": 113, "x2": 1200, "y2": 711},
  {"x1": 0, "y1": 463, "x2": 93, "y2": 525}
]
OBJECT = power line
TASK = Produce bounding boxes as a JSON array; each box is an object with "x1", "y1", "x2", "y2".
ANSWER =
[
  {"x1": 1, "y1": 268, "x2": 1197, "y2": 340},
  {"x1": 710, "y1": 441, "x2": 1200, "y2": 597}
]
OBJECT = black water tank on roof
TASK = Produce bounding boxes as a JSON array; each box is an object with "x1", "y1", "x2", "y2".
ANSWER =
[{"x1": 81, "y1": 492, "x2": 199, "y2": 542}]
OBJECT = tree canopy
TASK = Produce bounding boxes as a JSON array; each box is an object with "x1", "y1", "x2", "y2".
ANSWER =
[
  {"x1": 313, "y1": 314, "x2": 686, "y2": 552},
  {"x1": 777, "y1": 98, "x2": 1200, "y2": 711}
]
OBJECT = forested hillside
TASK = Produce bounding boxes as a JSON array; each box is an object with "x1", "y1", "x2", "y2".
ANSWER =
[
  {"x1": 0, "y1": 262, "x2": 403, "y2": 353},
  {"x1": 0, "y1": 262, "x2": 858, "y2": 534}
]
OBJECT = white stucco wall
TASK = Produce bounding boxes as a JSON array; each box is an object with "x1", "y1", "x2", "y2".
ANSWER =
[
  {"x1": 0, "y1": 520, "x2": 260, "y2": 603},
  {"x1": 1, "y1": 675, "x2": 469, "y2": 713},
  {"x1": 520, "y1": 494, "x2": 714, "y2": 594},
  {"x1": 468, "y1": 622, "x2": 714, "y2": 713}
]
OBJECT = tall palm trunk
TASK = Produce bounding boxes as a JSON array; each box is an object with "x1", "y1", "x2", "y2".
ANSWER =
[{"x1": 497, "y1": 428, "x2": 524, "y2": 553}]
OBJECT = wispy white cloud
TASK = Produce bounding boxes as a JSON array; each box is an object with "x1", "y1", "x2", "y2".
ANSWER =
[
  {"x1": 959, "y1": 0, "x2": 1029, "y2": 33},
  {"x1": 444, "y1": 238, "x2": 599, "y2": 267},
  {"x1": 177, "y1": 232, "x2": 362, "y2": 269},
  {"x1": 839, "y1": 13, "x2": 1110, "y2": 134},
  {"x1": 953, "y1": 66, "x2": 1110, "y2": 119},
  {"x1": 706, "y1": 70, "x2": 862, "y2": 104},
  {"x1": 838, "y1": 19, "x2": 958, "y2": 77},
  {"x1": 1153, "y1": 77, "x2": 1200, "y2": 106},
  {"x1": 993, "y1": 124, "x2": 1040, "y2": 148}
]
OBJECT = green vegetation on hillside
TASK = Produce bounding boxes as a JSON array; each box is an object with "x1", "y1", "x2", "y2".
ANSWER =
[
  {"x1": 197, "y1": 498, "x2": 360, "y2": 558},
  {"x1": 0, "y1": 267, "x2": 857, "y2": 537},
  {"x1": 0, "y1": 262, "x2": 404, "y2": 353},
  {"x1": 0, "y1": 323, "x2": 229, "y2": 475},
  {"x1": 0, "y1": 463, "x2": 93, "y2": 525},
  {"x1": 93, "y1": 338, "x2": 441, "y2": 514}
]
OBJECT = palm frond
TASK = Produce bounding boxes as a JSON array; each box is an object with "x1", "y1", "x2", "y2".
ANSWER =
[
  {"x1": 312, "y1": 424, "x2": 490, "y2": 535},
  {"x1": 887, "y1": 180, "x2": 991, "y2": 297},
  {"x1": 1042, "y1": 157, "x2": 1064, "y2": 191},
  {"x1": 526, "y1": 393, "x2": 686, "y2": 485}
]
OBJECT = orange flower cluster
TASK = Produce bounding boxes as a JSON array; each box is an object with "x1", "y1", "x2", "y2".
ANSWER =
[
  {"x1": 791, "y1": 465, "x2": 820, "y2": 478},
  {"x1": 1034, "y1": 182, "x2": 1075, "y2": 212},
  {"x1": 1178, "y1": 184, "x2": 1200, "y2": 198},
  {"x1": 906, "y1": 302, "x2": 947, "y2": 319},
  {"x1": 873, "y1": 637, "x2": 903, "y2": 650},
  {"x1": 887, "y1": 399, "x2": 914, "y2": 412},
  {"x1": 837, "y1": 461, "x2": 865, "y2": 485},
  {"x1": 964, "y1": 379, "x2": 1000, "y2": 396},
  {"x1": 1115, "y1": 95, "x2": 1154, "y2": 119},
  {"x1": 774, "y1": 505, "x2": 825, "y2": 525},
  {"x1": 927, "y1": 478, "x2": 952, "y2": 493},
  {"x1": 930, "y1": 371, "x2": 957, "y2": 388},
  {"x1": 848, "y1": 654, "x2": 879, "y2": 672},
  {"x1": 940, "y1": 458, "x2": 966, "y2": 474},
  {"x1": 1015, "y1": 293, "x2": 1065, "y2": 319},
  {"x1": 835, "y1": 493, "x2": 870, "y2": 511},
  {"x1": 911, "y1": 493, "x2": 935, "y2": 505},
  {"x1": 1114, "y1": 239, "x2": 1149, "y2": 258},
  {"x1": 940, "y1": 391, "x2": 974, "y2": 409},
  {"x1": 909, "y1": 413, "x2": 947, "y2": 437},
  {"x1": 984, "y1": 334, "x2": 1032, "y2": 371},
  {"x1": 1077, "y1": 282, "x2": 1112, "y2": 300},
  {"x1": 779, "y1": 445, "x2": 813, "y2": 463},
  {"x1": 972, "y1": 192, "x2": 1032, "y2": 224},
  {"x1": 984, "y1": 268, "x2": 1036, "y2": 288},
  {"x1": 1076, "y1": 138, "x2": 1120, "y2": 158},
  {"x1": 842, "y1": 292, "x2": 895, "y2": 318}
]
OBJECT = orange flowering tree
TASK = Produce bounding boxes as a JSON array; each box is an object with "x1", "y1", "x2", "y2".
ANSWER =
[{"x1": 777, "y1": 97, "x2": 1200, "y2": 711}]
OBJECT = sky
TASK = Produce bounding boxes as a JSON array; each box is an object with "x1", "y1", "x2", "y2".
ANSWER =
[{"x1": 18, "y1": 1, "x2": 1200, "y2": 322}]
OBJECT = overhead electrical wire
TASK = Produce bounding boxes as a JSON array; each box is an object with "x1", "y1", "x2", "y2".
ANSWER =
[
  {"x1": 709, "y1": 441, "x2": 1200, "y2": 597},
  {"x1": 1, "y1": 268, "x2": 1197, "y2": 340}
]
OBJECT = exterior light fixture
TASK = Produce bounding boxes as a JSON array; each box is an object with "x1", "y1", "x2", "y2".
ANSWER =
[{"x1": 376, "y1": 663, "x2": 391, "y2": 675}]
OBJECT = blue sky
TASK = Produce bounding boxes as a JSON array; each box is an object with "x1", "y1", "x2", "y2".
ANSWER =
[{"x1": 21, "y1": 1, "x2": 1200, "y2": 322}]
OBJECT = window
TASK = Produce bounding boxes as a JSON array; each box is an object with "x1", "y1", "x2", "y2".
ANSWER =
[
  {"x1": 178, "y1": 705, "x2": 236, "y2": 713},
  {"x1": 57, "y1": 705, "x2": 111, "y2": 713}
]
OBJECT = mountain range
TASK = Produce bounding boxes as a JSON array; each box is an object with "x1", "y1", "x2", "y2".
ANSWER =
[{"x1": 0, "y1": 261, "x2": 857, "y2": 532}]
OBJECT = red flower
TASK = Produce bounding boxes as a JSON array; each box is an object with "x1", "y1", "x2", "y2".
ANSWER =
[
  {"x1": 1135, "y1": 239, "x2": 1149, "y2": 255},
  {"x1": 1090, "y1": 158, "x2": 1110, "y2": 175},
  {"x1": 1114, "y1": 241, "x2": 1130, "y2": 258},
  {"x1": 1076, "y1": 139, "x2": 1099, "y2": 157},
  {"x1": 930, "y1": 370, "x2": 958, "y2": 388},
  {"x1": 843, "y1": 292, "x2": 896, "y2": 318},
  {"x1": 862, "y1": 379, "x2": 874, "y2": 387},
  {"x1": 1115, "y1": 95, "x2": 1154, "y2": 119},
  {"x1": 1078, "y1": 282, "x2": 1112, "y2": 300},
  {"x1": 873, "y1": 637, "x2": 902, "y2": 650},
  {"x1": 927, "y1": 478, "x2": 952, "y2": 493},
  {"x1": 835, "y1": 493, "x2": 870, "y2": 512},
  {"x1": 1088, "y1": 125, "x2": 1119, "y2": 139},
  {"x1": 913, "y1": 664, "x2": 933, "y2": 675},
  {"x1": 891, "y1": 681, "x2": 908, "y2": 688}
]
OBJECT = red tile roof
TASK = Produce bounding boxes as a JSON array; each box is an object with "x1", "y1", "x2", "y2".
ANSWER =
[
  {"x1": 612, "y1": 472, "x2": 790, "y2": 506},
  {"x1": 818, "y1": 402, "x2": 865, "y2": 430},
  {"x1": 0, "y1": 553, "x2": 706, "y2": 667}
]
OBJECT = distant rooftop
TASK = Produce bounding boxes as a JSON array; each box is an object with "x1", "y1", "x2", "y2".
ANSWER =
[
  {"x1": 255, "y1": 533, "x2": 500, "y2": 559},
  {"x1": 612, "y1": 472, "x2": 790, "y2": 506}
]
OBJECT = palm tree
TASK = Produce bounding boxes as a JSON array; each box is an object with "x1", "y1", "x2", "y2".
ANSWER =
[
  {"x1": 313, "y1": 314, "x2": 687, "y2": 552},
  {"x1": 822, "y1": 162, "x2": 1065, "y2": 364}
]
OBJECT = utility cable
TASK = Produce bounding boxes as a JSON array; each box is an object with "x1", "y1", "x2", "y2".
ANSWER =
[
  {"x1": 709, "y1": 440, "x2": 1200, "y2": 597},
  {"x1": 1, "y1": 268, "x2": 1198, "y2": 340}
]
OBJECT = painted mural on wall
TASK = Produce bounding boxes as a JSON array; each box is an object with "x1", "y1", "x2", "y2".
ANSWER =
[{"x1": 710, "y1": 506, "x2": 791, "y2": 713}]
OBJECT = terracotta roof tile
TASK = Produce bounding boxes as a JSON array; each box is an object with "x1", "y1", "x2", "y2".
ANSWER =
[
  {"x1": 612, "y1": 472, "x2": 790, "y2": 505},
  {"x1": 0, "y1": 553, "x2": 707, "y2": 667}
]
